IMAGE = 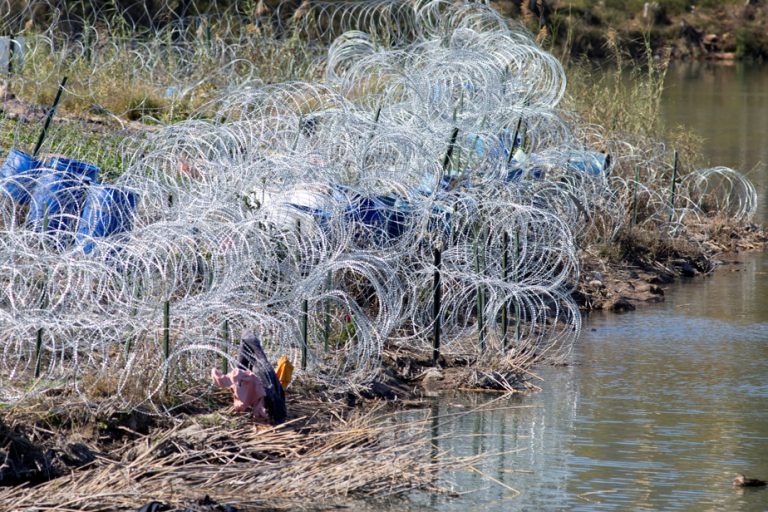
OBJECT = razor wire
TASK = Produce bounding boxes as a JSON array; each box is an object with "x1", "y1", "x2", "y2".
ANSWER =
[
  {"x1": 681, "y1": 166, "x2": 758, "y2": 223},
  {"x1": 0, "y1": 0, "x2": 760, "y2": 411}
]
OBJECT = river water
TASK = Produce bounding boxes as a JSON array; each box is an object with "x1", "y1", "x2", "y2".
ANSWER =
[
  {"x1": 401, "y1": 64, "x2": 768, "y2": 511},
  {"x1": 662, "y1": 62, "x2": 768, "y2": 223}
]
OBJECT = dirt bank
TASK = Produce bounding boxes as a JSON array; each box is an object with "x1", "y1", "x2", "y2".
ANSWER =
[
  {"x1": 575, "y1": 221, "x2": 767, "y2": 313},
  {"x1": 490, "y1": 1, "x2": 768, "y2": 62}
]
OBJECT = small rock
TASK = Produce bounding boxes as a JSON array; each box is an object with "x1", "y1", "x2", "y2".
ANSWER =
[
  {"x1": 421, "y1": 368, "x2": 444, "y2": 394},
  {"x1": 648, "y1": 271, "x2": 674, "y2": 284},
  {"x1": 423, "y1": 367, "x2": 444, "y2": 380},
  {"x1": 363, "y1": 381, "x2": 397, "y2": 400},
  {"x1": 361, "y1": 368, "x2": 411, "y2": 400},
  {"x1": 607, "y1": 296, "x2": 636, "y2": 313},
  {"x1": 679, "y1": 262, "x2": 697, "y2": 277},
  {"x1": 710, "y1": 52, "x2": 737, "y2": 61}
]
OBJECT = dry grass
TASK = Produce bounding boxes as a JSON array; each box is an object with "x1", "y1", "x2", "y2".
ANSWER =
[
  {"x1": 0, "y1": 391, "x2": 477, "y2": 511},
  {"x1": 5, "y1": 22, "x2": 325, "y2": 124}
]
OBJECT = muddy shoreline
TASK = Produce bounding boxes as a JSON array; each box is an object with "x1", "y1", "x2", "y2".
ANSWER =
[
  {"x1": 576, "y1": 223, "x2": 767, "y2": 313},
  {"x1": 2, "y1": 236, "x2": 765, "y2": 509}
]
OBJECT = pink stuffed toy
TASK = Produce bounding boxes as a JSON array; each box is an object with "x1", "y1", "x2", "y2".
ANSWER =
[{"x1": 211, "y1": 367, "x2": 269, "y2": 422}]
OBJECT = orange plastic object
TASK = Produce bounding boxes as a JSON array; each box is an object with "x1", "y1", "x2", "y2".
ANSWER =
[{"x1": 275, "y1": 356, "x2": 294, "y2": 390}]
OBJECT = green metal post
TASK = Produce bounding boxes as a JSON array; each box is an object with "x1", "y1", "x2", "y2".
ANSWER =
[
  {"x1": 7, "y1": 35, "x2": 13, "y2": 75},
  {"x1": 514, "y1": 228, "x2": 520, "y2": 342},
  {"x1": 507, "y1": 116, "x2": 524, "y2": 165},
  {"x1": 32, "y1": 76, "x2": 68, "y2": 158},
  {"x1": 221, "y1": 319, "x2": 230, "y2": 373},
  {"x1": 632, "y1": 166, "x2": 640, "y2": 226},
  {"x1": 297, "y1": 219, "x2": 308, "y2": 369},
  {"x1": 34, "y1": 205, "x2": 50, "y2": 377},
  {"x1": 442, "y1": 127, "x2": 459, "y2": 173},
  {"x1": 34, "y1": 328, "x2": 43, "y2": 378},
  {"x1": 163, "y1": 300, "x2": 170, "y2": 361},
  {"x1": 501, "y1": 230, "x2": 509, "y2": 350},
  {"x1": 84, "y1": 25, "x2": 91, "y2": 64},
  {"x1": 301, "y1": 298, "x2": 308, "y2": 369},
  {"x1": 163, "y1": 299, "x2": 171, "y2": 394},
  {"x1": 474, "y1": 235, "x2": 485, "y2": 352},
  {"x1": 323, "y1": 271, "x2": 331, "y2": 352},
  {"x1": 432, "y1": 246, "x2": 442, "y2": 366}
]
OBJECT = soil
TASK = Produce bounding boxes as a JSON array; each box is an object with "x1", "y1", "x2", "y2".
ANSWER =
[
  {"x1": 0, "y1": 346, "x2": 531, "y2": 492},
  {"x1": 0, "y1": 81, "x2": 154, "y2": 136}
]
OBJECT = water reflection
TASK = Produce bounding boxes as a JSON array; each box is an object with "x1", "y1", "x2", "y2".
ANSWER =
[{"x1": 404, "y1": 253, "x2": 768, "y2": 511}]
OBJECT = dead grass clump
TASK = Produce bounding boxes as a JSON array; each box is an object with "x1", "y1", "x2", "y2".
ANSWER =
[
  {"x1": 610, "y1": 226, "x2": 700, "y2": 266},
  {"x1": 693, "y1": 214, "x2": 768, "y2": 253},
  {"x1": 0, "y1": 404, "x2": 469, "y2": 511}
]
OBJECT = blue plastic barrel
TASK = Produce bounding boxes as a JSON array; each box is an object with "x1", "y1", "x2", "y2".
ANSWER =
[
  {"x1": 341, "y1": 190, "x2": 410, "y2": 240},
  {"x1": 0, "y1": 149, "x2": 44, "y2": 204},
  {"x1": 26, "y1": 171, "x2": 90, "y2": 244},
  {"x1": 76, "y1": 186, "x2": 138, "y2": 254},
  {"x1": 375, "y1": 195, "x2": 409, "y2": 239},
  {"x1": 566, "y1": 151, "x2": 606, "y2": 176},
  {"x1": 45, "y1": 157, "x2": 99, "y2": 183}
]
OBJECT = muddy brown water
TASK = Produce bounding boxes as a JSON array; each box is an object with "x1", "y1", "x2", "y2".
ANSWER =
[{"x1": 392, "y1": 64, "x2": 768, "y2": 511}]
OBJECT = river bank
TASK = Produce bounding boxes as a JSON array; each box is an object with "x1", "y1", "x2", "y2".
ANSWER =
[
  {"x1": 408, "y1": 250, "x2": 768, "y2": 511},
  {"x1": 575, "y1": 221, "x2": 767, "y2": 312},
  {"x1": 0, "y1": 384, "x2": 472, "y2": 510},
  {"x1": 1, "y1": 2, "x2": 765, "y2": 509},
  {"x1": 0, "y1": 241, "x2": 764, "y2": 511},
  {"x1": 489, "y1": 1, "x2": 768, "y2": 62}
]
